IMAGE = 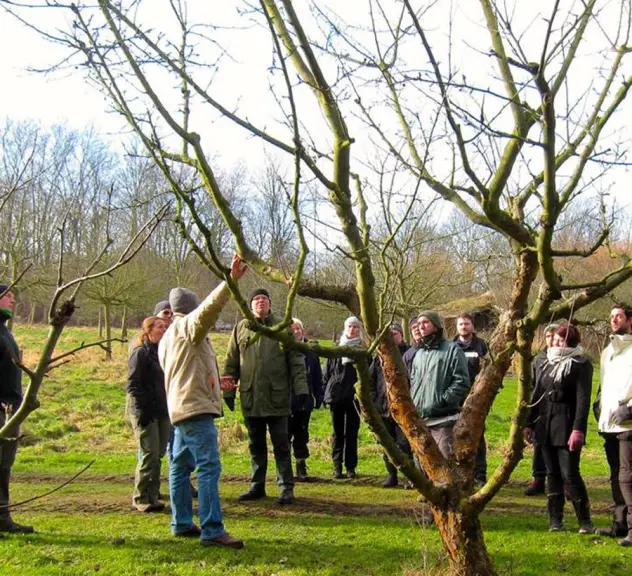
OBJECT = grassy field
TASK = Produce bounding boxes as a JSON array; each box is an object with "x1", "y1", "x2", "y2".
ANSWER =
[{"x1": 1, "y1": 325, "x2": 626, "y2": 576}]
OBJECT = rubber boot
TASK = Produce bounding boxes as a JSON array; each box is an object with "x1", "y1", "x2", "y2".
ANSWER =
[
  {"x1": 0, "y1": 468, "x2": 34, "y2": 534},
  {"x1": 572, "y1": 499, "x2": 595, "y2": 534},
  {"x1": 333, "y1": 464, "x2": 345, "y2": 479},
  {"x1": 547, "y1": 494, "x2": 565, "y2": 532},
  {"x1": 277, "y1": 488, "x2": 295, "y2": 505}
]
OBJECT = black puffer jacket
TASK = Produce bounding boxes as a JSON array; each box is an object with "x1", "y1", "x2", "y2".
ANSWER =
[
  {"x1": 0, "y1": 316, "x2": 22, "y2": 410},
  {"x1": 291, "y1": 342, "x2": 324, "y2": 413},
  {"x1": 127, "y1": 339, "x2": 169, "y2": 422},
  {"x1": 453, "y1": 334, "x2": 488, "y2": 385},
  {"x1": 527, "y1": 353, "x2": 593, "y2": 447},
  {"x1": 369, "y1": 343, "x2": 410, "y2": 418},
  {"x1": 323, "y1": 358, "x2": 358, "y2": 406}
]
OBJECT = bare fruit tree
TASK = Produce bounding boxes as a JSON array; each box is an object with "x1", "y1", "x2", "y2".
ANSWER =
[{"x1": 4, "y1": 0, "x2": 632, "y2": 574}]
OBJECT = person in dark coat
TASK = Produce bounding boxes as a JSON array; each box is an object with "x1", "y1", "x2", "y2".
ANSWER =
[
  {"x1": 324, "y1": 316, "x2": 364, "y2": 479},
  {"x1": 525, "y1": 323, "x2": 558, "y2": 496},
  {"x1": 453, "y1": 313, "x2": 490, "y2": 487},
  {"x1": 402, "y1": 315, "x2": 421, "y2": 375},
  {"x1": 0, "y1": 284, "x2": 34, "y2": 534},
  {"x1": 289, "y1": 318, "x2": 324, "y2": 481},
  {"x1": 127, "y1": 316, "x2": 170, "y2": 512},
  {"x1": 369, "y1": 323, "x2": 412, "y2": 487},
  {"x1": 525, "y1": 324, "x2": 594, "y2": 533}
]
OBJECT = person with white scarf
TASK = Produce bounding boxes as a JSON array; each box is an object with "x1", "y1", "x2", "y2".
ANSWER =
[
  {"x1": 323, "y1": 316, "x2": 364, "y2": 479},
  {"x1": 525, "y1": 324, "x2": 594, "y2": 534}
]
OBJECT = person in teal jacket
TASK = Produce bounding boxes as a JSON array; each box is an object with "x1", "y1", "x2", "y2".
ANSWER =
[{"x1": 409, "y1": 310, "x2": 470, "y2": 458}]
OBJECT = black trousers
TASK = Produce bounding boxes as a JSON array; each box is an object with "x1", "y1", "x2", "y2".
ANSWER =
[
  {"x1": 603, "y1": 433, "x2": 632, "y2": 533},
  {"x1": 382, "y1": 416, "x2": 412, "y2": 475},
  {"x1": 475, "y1": 430, "x2": 488, "y2": 483},
  {"x1": 0, "y1": 412, "x2": 18, "y2": 521},
  {"x1": 531, "y1": 442, "x2": 547, "y2": 479},
  {"x1": 541, "y1": 444, "x2": 589, "y2": 502},
  {"x1": 289, "y1": 410, "x2": 312, "y2": 460},
  {"x1": 330, "y1": 399, "x2": 361, "y2": 471},
  {"x1": 244, "y1": 416, "x2": 294, "y2": 491}
]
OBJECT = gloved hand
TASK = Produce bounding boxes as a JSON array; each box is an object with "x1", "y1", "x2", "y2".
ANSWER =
[
  {"x1": 523, "y1": 427, "x2": 534, "y2": 445},
  {"x1": 296, "y1": 394, "x2": 311, "y2": 412},
  {"x1": 225, "y1": 397, "x2": 235, "y2": 412},
  {"x1": 567, "y1": 430, "x2": 585, "y2": 452},
  {"x1": 612, "y1": 405, "x2": 632, "y2": 425},
  {"x1": 138, "y1": 411, "x2": 153, "y2": 428}
]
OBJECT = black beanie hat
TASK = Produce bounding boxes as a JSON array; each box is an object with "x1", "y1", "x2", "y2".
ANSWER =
[
  {"x1": 249, "y1": 288, "x2": 271, "y2": 306},
  {"x1": 153, "y1": 300, "x2": 171, "y2": 316},
  {"x1": 0, "y1": 284, "x2": 9, "y2": 295}
]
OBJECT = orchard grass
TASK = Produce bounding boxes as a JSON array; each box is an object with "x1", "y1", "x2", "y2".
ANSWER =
[{"x1": 1, "y1": 325, "x2": 623, "y2": 575}]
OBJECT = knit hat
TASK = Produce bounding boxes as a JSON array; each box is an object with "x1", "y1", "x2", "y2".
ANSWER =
[
  {"x1": 390, "y1": 322, "x2": 404, "y2": 336},
  {"x1": 169, "y1": 287, "x2": 200, "y2": 314},
  {"x1": 249, "y1": 288, "x2": 271, "y2": 306},
  {"x1": 418, "y1": 310, "x2": 443, "y2": 331},
  {"x1": 0, "y1": 283, "x2": 9, "y2": 296},
  {"x1": 153, "y1": 300, "x2": 171, "y2": 316}
]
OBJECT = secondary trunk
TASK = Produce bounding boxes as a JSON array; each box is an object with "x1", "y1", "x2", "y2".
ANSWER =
[
  {"x1": 103, "y1": 302, "x2": 112, "y2": 361},
  {"x1": 434, "y1": 506, "x2": 498, "y2": 576}
]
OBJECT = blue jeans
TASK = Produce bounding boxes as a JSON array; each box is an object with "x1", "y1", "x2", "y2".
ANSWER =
[{"x1": 170, "y1": 415, "x2": 226, "y2": 540}]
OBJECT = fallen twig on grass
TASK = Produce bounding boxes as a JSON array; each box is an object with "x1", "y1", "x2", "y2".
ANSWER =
[{"x1": 0, "y1": 459, "x2": 95, "y2": 510}]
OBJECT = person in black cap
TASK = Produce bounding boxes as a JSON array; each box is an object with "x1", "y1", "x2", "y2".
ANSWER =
[
  {"x1": 153, "y1": 301, "x2": 173, "y2": 327},
  {"x1": 369, "y1": 322, "x2": 412, "y2": 487},
  {"x1": 0, "y1": 283, "x2": 34, "y2": 534},
  {"x1": 223, "y1": 288, "x2": 309, "y2": 505}
]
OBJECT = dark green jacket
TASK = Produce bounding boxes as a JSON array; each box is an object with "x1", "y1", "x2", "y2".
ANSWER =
[
  {"x1": 222, "y1": 314, "x2": 308, "y2": 417},
  {"x1": 409, "y1": 338, "x2": 470, "y2": 420}
]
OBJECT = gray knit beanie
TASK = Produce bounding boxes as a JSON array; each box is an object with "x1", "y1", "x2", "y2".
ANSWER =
[
  {"x1": 153, "y1": 300, "x2": 171, "y2": 316},
  {"x1": 390, "y1": 322, "x2": 404, "y2": 336},
  {"x1": 419, "y1": 310, "x2": 443, "y2": 331},
  {"x1": 169, "y1": 288, "x2": 200, "y2": 314}
]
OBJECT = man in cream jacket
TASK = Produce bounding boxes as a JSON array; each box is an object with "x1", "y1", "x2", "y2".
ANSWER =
[
  {"x1": 159, "y1": 255, "x2": 246, "y2": 549},
  {"x1": 595, "y1": 304, "x2": 632, "y2": 546}
]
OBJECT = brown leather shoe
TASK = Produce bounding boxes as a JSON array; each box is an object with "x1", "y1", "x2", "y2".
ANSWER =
[{"x1": 201, "y1": 533, "x2": 244, "y2": 549}]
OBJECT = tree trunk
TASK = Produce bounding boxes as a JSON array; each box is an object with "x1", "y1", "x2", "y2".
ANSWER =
[
  {"x1": 121, "y1": 305, "x2": 128, "y2": 340},
  {"x1": 434, "y1": 507, "x2": 498, "y2": 576},
  {"x1": 104, "y1": 302, "x2": 112, "y2": 361},
  {"x1": 98, "y1": 307, "x2": 103, "y2": 338}
]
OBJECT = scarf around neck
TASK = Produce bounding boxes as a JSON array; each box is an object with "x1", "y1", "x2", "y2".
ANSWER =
[
  {"x1": 545, "y1": 346, "x2": 585, "y2": 383},
  {"x1": 420, "y1": 330, "x2": 443, "y2": 350},
  {"x1": 339, "y1": 334, "x2": 362, "y2": 365}
]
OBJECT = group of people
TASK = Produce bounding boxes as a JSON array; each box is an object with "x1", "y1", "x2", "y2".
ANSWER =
[
  {"x1": 1, "y1": 274, "x2": 632, "y2": 550},
  {"x1": 521, "y1": 307, "x2": 632, "y2": 546}
]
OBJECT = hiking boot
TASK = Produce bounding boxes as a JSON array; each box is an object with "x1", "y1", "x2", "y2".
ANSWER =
[
  {"x1": 618, "y1": 536, "x2": 632, "y2": 547},
  {"x1": 524, "y1": 478, "x2": 545, "y2": 496},
  {"x1": 295, "y1": 459, "x2": 308, "y2": 482},
  {"x1": 134, "y1": 501, "x2": 165, "y2": 513},
  {"x1": 333, "y1": 466, "x2": 345, "y2": 479},
  {"x1": 572, "y1": 498, "x2": 594, "y2": 535},
  {"x1": 547, "y1": 494, "x2": 565, "y2": 532},
  {"x1": 237, "y1": 487, "x2": 266, "y2": 502},
  {"x1": 346, "y1": 469, "x2": 357, "y2": 479},
  {"x1": 382, "y1": 474, "x2": 398, "y2": 488},
  {"x1": 277, "y1": 489, "x2": 295, "y2": 505},
  {"x1": 174, "y1": 524, "x2": 202, "y2": 538},
  {"x1": 200, "y1": 533, "x2": 244, "y2": 549},
  {"x1": 0, "y1": 518, "x2": 35, "y2": 534},
  {"x1": 579, "y1": 524, "x2": 595, "y2": 534}
]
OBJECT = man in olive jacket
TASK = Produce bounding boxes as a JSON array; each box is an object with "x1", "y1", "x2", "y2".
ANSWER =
[{"x1": 223, "y1": 288, "x2": 308, "y2": 505}]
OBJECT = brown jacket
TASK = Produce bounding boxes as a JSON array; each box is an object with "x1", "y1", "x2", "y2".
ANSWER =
[{"x1": 158, "y1": 282, "x2": 230, "y2": 424}]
